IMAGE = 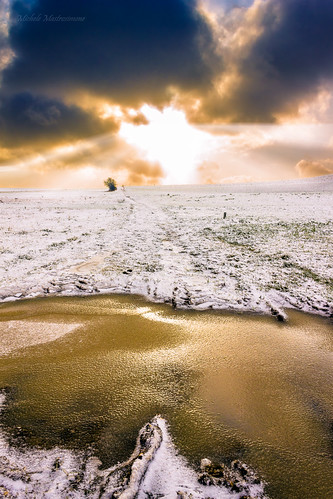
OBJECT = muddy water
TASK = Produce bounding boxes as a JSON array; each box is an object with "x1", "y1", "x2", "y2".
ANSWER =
[{"x1": 0, "y1": 295, "x2": 332, "y2": 498}]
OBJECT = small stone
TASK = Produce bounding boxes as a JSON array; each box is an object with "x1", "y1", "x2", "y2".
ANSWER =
[{"x1": 200, "y1": 458, "x2": 212, "y2": 470}]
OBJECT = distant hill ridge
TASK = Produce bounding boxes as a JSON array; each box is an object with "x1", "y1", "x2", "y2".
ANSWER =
[
  {"x1": 213, "y1": 174, "x2": 333, "y2": 193},
  {"x1": 152, "y1": 174, "x2": 333, "y2": 193}
]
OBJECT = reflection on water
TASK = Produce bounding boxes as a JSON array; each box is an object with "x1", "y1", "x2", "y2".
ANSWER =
[{"x1": 0, "y1": 295, "x2": 332, "y2": 498}]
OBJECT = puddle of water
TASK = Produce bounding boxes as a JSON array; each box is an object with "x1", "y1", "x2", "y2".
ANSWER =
[{"x1": 0, "y1": 294, "x2": 332, "y2": 498}]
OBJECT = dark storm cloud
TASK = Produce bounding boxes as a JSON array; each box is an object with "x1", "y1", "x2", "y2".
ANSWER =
[
  {"x1": 245, "y1": 0, "x2": 333, "y2": 120},
  {"x1": 0, "y1": 29, "x2": 7, "y2": 53},
  {"x1": 2, "y1": 0, "x2": 333, "y2": 134},
  {"x1": 3, "y1": 0, "x2": 219, "y2": 105},
  {"x1": 210, "y1": 0, "x2": 254, "y2": 11},
  {"x1": 0, "y1": 92, "x2": 117, "y2": 147},
  {"x1": 200, "y1": 0, "x2": 333, "y2": 122},
  {"x1": 0, "y1": 1, "x2": 11, "y2": 74}
]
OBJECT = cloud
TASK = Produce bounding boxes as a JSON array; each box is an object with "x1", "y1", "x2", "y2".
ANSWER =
[
  {"x1": 246, "y1": 0, "x2": 333, "y2": 119},
  {"x1": 0, "y1": 0, "x2": 221, "y2": 180},
  {"x1": 196, "y1": 159, "x2": 255, "y2": 184},
  {"x1": 0, "y1": 92, "x2": 117, "y2": 147},
  {"x1": 45, "y1": 134, "x2": 165, "y2": 185},
  {"x1": 3, "y1": 0, "x2": 333, "y2": 137},
  {"x1": 194, "y1": 123, "x2": 333, "y2": 184},
  {"x1": 190, "y1": 0, "x2": 333, "y2": 123},
  {"x1": 118, "y1": 158, "x2": 163, "y2": 185},
  {"x1": 3, "y1": 0, "x2": 333, "y2": 188},
  {"x1": 0, "y1": 130, "x2": 164, "y2": 187},
  {"x1": 0, "y1": 0, "x2": 13, "y2": 80},
  {"x1": 3, "y1": 0, "x2": 219, "y2": 106},
  {"x1": 296, "y1": 159, "x2": 333, "y2": 178}
]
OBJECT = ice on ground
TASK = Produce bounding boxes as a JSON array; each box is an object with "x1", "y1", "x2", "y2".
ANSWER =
[
  {"x1": 0, "y1": 392, "x2": 267, "y2": 498},
  {"x1": 137, "y1": 417, "x2": 266, "y2": 499},
  {"x1": 0, "y1": 321, "x2": 81, "y2": 357},
  {"x1": 0, "y1": 175, "x2": 332, "y2": 318}
]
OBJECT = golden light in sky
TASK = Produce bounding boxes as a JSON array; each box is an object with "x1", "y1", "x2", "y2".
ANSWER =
[
  {"x1": 1, "y1": 0, "x2": 333, "y2": 188},
  {"x1": 119, "y1": 105, "x2": 214, "y2": 184}
]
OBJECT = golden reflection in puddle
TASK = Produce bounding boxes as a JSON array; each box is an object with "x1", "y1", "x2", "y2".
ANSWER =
[{"x1": 0, "y1": 294, "x2": 332, "y2": 499}]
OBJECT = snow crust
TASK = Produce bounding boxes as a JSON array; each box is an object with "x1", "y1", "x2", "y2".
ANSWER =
[
  {"x1": 137, "y1": 417, "x2": 266, "y2": 499},
  {"x1": 0, "y1": 392, "x2": 267, "y2": 498},
  {"x1": 0, "y1": 176, "x2": 332, "y2": 318},
  {"x1": 0, "y1": 321, "x2": 80, "y2": 356}
]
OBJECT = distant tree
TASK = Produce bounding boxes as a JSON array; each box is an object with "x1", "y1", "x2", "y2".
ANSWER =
[{"x1": 104, "y1": 177, "x2": 117, "y2": 192}]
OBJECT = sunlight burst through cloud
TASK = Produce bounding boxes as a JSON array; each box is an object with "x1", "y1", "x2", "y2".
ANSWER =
[{"x1": 119, "y1": 105, "x2": 213, "y2": 184}]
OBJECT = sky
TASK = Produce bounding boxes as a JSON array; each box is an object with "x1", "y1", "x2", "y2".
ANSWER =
[{"x1": 1, "y1": 0, "x2": 333, "y2": 187}]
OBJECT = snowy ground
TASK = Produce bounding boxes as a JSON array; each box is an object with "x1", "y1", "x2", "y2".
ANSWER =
[{"x1": 0, "y1": 175, "x2": 332, "y2": 319}]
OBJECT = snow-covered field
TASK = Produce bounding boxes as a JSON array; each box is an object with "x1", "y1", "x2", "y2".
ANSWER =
[{"x1": 0, "y1": 175, "x2": 332, "y2": 319}]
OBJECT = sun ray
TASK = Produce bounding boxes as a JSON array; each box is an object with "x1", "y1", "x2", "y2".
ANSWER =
[{"x1": 119, "y1": 105, "x2": 214, "y2": 184}]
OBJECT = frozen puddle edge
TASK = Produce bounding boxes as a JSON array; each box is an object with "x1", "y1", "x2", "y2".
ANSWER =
[{"x1": 0, "y1": 391, "x2": 267, "y2": 498}]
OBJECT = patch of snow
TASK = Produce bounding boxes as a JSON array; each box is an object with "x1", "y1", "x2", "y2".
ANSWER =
[
  {"x1": 0, "y1": 392, "x2": 267, "y2": 498},
  {"x1": 0, "y1": 321, "x2": 81, "y2": 357},
  {"x1": 0, "y1": 178, "x2": 332, "y2": 319},
  {"x1": 138, "y1": 417, "x2": 266, "y2": 498}
]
